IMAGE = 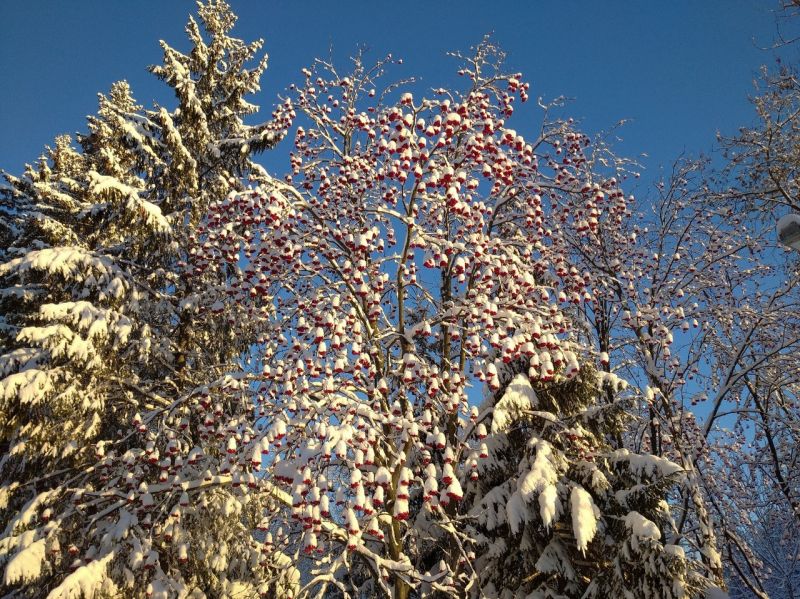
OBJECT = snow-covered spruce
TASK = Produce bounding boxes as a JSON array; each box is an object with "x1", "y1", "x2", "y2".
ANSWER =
[
  {"x1": 0, "y1": 2, "x2": 295, "y2": 597},
  {"x1": 468, "y1": 370, "x2": 710, "y2": 597}
]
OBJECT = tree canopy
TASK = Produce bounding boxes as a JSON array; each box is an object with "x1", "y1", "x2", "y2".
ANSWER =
[{"x1": 1, "y1": 2, "x2": 799, "y2": 598}]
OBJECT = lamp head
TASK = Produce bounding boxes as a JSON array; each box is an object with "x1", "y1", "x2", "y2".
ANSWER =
[{"x1": 777, "y1": 213, "x2": 800, "y2": 251}]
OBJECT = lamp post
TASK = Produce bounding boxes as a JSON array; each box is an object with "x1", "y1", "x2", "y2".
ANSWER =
[{"x1": 777, "y1": 214, "x2": 800, "y2": 251}]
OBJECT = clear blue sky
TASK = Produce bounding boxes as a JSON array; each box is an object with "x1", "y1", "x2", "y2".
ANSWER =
[{"x1": 1, "y1": 1, "x2": 797, "y2": 186}]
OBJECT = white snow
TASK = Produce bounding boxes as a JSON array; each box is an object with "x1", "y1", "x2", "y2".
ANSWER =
[
  {"x1": 38, "y1": 302, "x2": 132, "y2": 346},
  {"x1": 0, "y1": 348, "x2": 42, "y2": 377},
  {"x1": 505, "y1": 491, "x2": 527, "y2": 534},
  {"x1": 4, "y1": 490, "x2": 57, "y2": 533},
  {"x1": 610, "y1": 448, "x2": 683, "y2": 478},
  {"x1": 0, "y1": 247, "x2": 123, "y2": 291},
  {"x1": 45, "y1": 551, "x2": 115, "y2": 599},
  {"x1": 0, "y1": 369, "x2": 52, "y2": 405},
  {"x1": 570, "y1": 486, "x2": 598, "y2": 554},
  {"x1": 595, "y1": 370, "x2": 628, "y2": 392},
  {"x1": 492, "y1": 373, "x2": 537, "y2": 433},
  {"x1": 538, "y1": 484, "x2": 559, "y2": 529},
  {"x1": 518, "y1": 440, "x2": 557, "y2": 501},
  {"x1": 535, "y1": 539, "x2": 577, "y2": 579},
  {"x1": 88, "y1": 171, "x2": 172, "y2": 235},
  {"x1": 3, "y1": 537, "x2": 46, "y2": 585},
  {"x1": 664, "y1": 544, "x2": 685, "y2": 559},
  {"x1": 624, "y1": 511, "x2": 661, "y2": 553},
  {"x1": 476, "y1": 486, "x2": 510, "y2": 531}
]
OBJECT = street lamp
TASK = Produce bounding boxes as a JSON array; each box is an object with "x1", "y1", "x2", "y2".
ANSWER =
[{"x1": 777, "y1": 213, "x2": 800, "y2": 251}]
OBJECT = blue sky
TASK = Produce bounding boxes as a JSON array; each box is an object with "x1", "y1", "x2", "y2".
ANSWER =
[{"x1": 1, "y1": 1, "x2": 797, "y2": 188}]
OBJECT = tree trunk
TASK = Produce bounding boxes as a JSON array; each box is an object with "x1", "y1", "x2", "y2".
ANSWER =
[{"x1": 394, "y1": 579, "x2": 411, "y2": 599}]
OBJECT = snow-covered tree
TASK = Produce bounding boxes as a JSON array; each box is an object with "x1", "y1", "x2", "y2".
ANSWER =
[
  {"x1": 0, "y1": 2, "x2": 295, "y2": 596},
  {"x1": 467, "y1": 366, "x2": 709, "y2": 598},
  {"x1": 185, "y1": 42, "x2": 718, "y2": 598},
  {"x1": 706, "y1": 47, "x2": 800, "y2": 594},
  {"x1": 705, "y1": 8, "x2": 800, "y2": 595},
  {"x1": 557, "y1": 144, "x2": 800, "y2": 596},
  {"x1": 0, "y1": 2, "x2": 734, "y2": 597}
]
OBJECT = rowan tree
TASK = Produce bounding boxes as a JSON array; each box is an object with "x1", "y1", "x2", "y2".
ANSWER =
[{"x1": 187, "y1": 40, "x2": 720, "y2": 598}]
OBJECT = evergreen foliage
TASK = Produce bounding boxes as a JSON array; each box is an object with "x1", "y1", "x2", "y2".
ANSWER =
[{"x1": 0, "y1": 3, "x2": 295, "y2": 596}]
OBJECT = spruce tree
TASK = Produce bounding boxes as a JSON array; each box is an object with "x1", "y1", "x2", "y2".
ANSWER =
[
  {"x1": 467, "y1": 362, "x2": 710, "y2": 598},
  {"x1": 0, "y1": 2, "x2": 295, "y2": 596}
]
